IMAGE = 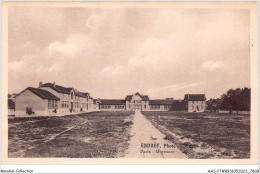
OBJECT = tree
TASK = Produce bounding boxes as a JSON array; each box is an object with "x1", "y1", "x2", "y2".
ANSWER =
[
  {"x1": 220, "y1": 88, "x2": 250, "y2": 113},
  {"x1": 206, "y1": 98, "x2": 222, "y2": 112},
  {"x1": 207, "y1": 87, "x2": 251, "y2": 114}
]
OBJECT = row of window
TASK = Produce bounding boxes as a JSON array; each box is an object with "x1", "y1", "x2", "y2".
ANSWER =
[
  {"x1": 75, "y1": 102, "x2": 80, "y2": 108},
  {"x1": 48, "y1": 100, "x2": 58, "y2": 109},
  {"x1": 100, "y1": 105, "x2": 126, "y2": 109},
  {"x1": 191, "y1": 105, "x2": 204, "y2": 110},
  {"x1": 150, "y1": 105, "x2": 160, "y2": 109},
  {"x1": 191, "y1": 101, "x2": 204, "y2": 104},
  {"x1": 115, "y1": 105, "x2": 125, "y2": 109},
  {"x1": 130, "y1": 100, "x2": 141, "y2": 103},
  {"x1": 82, "y1": 103, "x2": 88, "y2": 108},
  {"x1": 100, "y1": 105, "x2": 111, "y2": 109},
  {"x1": 150, "y1": 105, "x2": 171, "y2": 110},
  {"x1": 60, "y1": 93, "x2": 89, "y2": 101},
  {"x1": 129, "y1": 100, "x2": 148, "y2": 104},
  {"x1": 62, "y1": 101, "x2": 69, "y2": 108}
]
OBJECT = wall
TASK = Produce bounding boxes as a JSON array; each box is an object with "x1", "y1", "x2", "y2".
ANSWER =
[
  {"x1": 100, "y1": 105, "x2": 126, "y2": 110},
  {"x1": 39, "y1": 86, "x2": 70, "y2": 114},
  {"x1": 15, "y1": 90, "x2": 47, "y2": 117},
  {"x1": 187, "y1": 101, "x2": 206, "y2": 112},
  {"x1": 148, "y1": 105, "x2": 171, "y2": 111},
  {"x1": 126, "y1": 95, "x2": 149, "y2": 111}
]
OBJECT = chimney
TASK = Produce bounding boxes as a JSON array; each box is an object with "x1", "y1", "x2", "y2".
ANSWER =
[
  {"x1": 39, "y1": 81, "x2": 43, "y2": 87},
  {"x1": 53, "y1": 82, "x2": 55, "y2": 87}
]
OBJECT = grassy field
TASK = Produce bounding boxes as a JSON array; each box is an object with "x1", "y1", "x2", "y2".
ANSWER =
[
  {"x1": 8, "y1": 111, "x2": 134, "y2": 158},
  {"x1": 142, "y1": 111, "x2": 250, "y2": 159}
]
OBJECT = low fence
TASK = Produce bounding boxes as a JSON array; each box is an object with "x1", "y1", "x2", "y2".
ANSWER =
[{"x1": 218, "y1": 110, "x2": 250, "y2": 115}]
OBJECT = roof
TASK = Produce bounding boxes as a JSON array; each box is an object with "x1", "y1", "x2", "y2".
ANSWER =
[
  {"x1": 125, "y1": 95, "x2": 132, "y2": 101},
  {"x1": 184, "y1": 94, "x2": 206, "y2": 101},
  {"x1": 40, "y1": 83, "x2": 74, "y2": 94},
  {"x1": 125, "y1": 92, "x2": 149, "y2": 101},
  {"x1": 82, "y1": 92, "x2": 89, "y2": 97},
  {"x1": 18, "y1": 87, "x2": 60, "y2": 101},
  {"x1": 141, "y1": 95, "x2": 149, "y2": 101},
  {"x1": 75, "y1": 91, "x2": 87, "y2": 98},
  {"x1": 100, "y1": 99, "x2": 126, "y2": 105},
  {"x1": 149, "y1": 99, "x2": 174, "y2": 105}
]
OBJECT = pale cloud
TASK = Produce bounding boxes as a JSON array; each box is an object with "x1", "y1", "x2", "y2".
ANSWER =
[
  {"x1": 8, "y1": 61, "x2": 25, "y2": 72},
  {"x1": 48, "y1": 64, "x2": 63, "y2": 72},
  {"x1": 147, "y1": 82, "x2": 201, "y2": 94},
  {"x1": 201, "y1": 60, "x2": 224, "y2": 70},
  {"x1": 128, "y1": 37, "x2": 175, "y2": 69},
  {"x1": 47, "y1": 34, "x2": 87, "y2": 58},
  {"x1": 101, "y1": 37, "x2": 177, "y2": 77}
]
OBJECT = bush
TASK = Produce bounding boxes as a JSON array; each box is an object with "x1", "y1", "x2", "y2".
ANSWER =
[{"x1": 26, "y1": 107, "x2": 34, "y2": 115}]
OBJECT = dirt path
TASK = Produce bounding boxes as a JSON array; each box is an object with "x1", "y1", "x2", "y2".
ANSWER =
[{"x1": 125, "y1": 110, "x2": 187, "y2": 158}]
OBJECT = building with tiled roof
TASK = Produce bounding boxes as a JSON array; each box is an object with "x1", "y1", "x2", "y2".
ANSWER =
[
  {"x1": 96, "y1": 92, "x2": 206, "y2": 112},
  {"x1": 13, "y1": 82, "x2": 206, "y2": 116},
  {"x1": 14, "y1": 82, "x2": 94, "y2": 117},
  {"x1": 183, "y1": 94, "x2": 206, "y2": 112}
]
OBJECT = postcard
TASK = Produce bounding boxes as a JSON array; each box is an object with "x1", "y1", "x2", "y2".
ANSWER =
[{"x1": 1, "y1": 1, "x2": 258, "y2": 164}]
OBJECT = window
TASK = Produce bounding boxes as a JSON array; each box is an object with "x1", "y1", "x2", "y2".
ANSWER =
[
  {"x1": 201, "y1": 105, "x2": 203, "y2": 110},
  {"x1": 48, "y1": 100, "x2": 52, "y2": 108},
  {"x1": 164, "y1": 105, "x2": 169, "y2": 109},
  {"x1": 71, "y1": 93, "x2": 73, "y2": 99},
  {"x1": 116, "y1": 105, "x2": 125, "y2": 109},
  {"x1": 54, "y1": 101, "x2": 57, "y2": 108},
  {"x1": 144, "y1": 105, "x2": 146, "y2": 109},
  {"x1": 101, "y1": 105, "x2": 112, "y2": 109},
  {"x1": 192, "y1": 105, "x2": 194, "y2": 109}
]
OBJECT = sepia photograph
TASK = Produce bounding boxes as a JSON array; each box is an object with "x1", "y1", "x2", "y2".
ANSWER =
[{"x1": 1, "y1": 1, "x2": 258, "y2": 165}]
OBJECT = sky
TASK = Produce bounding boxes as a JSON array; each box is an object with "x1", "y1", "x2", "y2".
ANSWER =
[{"x1": 8, "y1": 7, "x2": 250, "y2": 100}]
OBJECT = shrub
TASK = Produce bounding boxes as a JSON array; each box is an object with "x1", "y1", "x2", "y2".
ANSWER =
[{"x1": 26, "y1": 107, "x2": 34, "y2": 115}]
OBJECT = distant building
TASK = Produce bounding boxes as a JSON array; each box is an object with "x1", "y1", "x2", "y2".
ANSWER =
[
  {"x1": 183, "y1": 94, "x2": 206, "y2": 112},
  {"x1": 14, "y1": 82, "x2": 94, "y2": 117},
  {"x1": 99, "y1": 99, "x2": 126, "y2": 110},
  {"x1": 125, "y1": 92, "x2": 150, "y2": 111},
  {"x1": 12, "y1": 82, "x2": 207, "y2": 116},
  {"x1": 98, "y1": 92, "x2": 175, "y2": 111},
  {"x1": 97, "y1": 92, "x2": 206, "y2": 112}
]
